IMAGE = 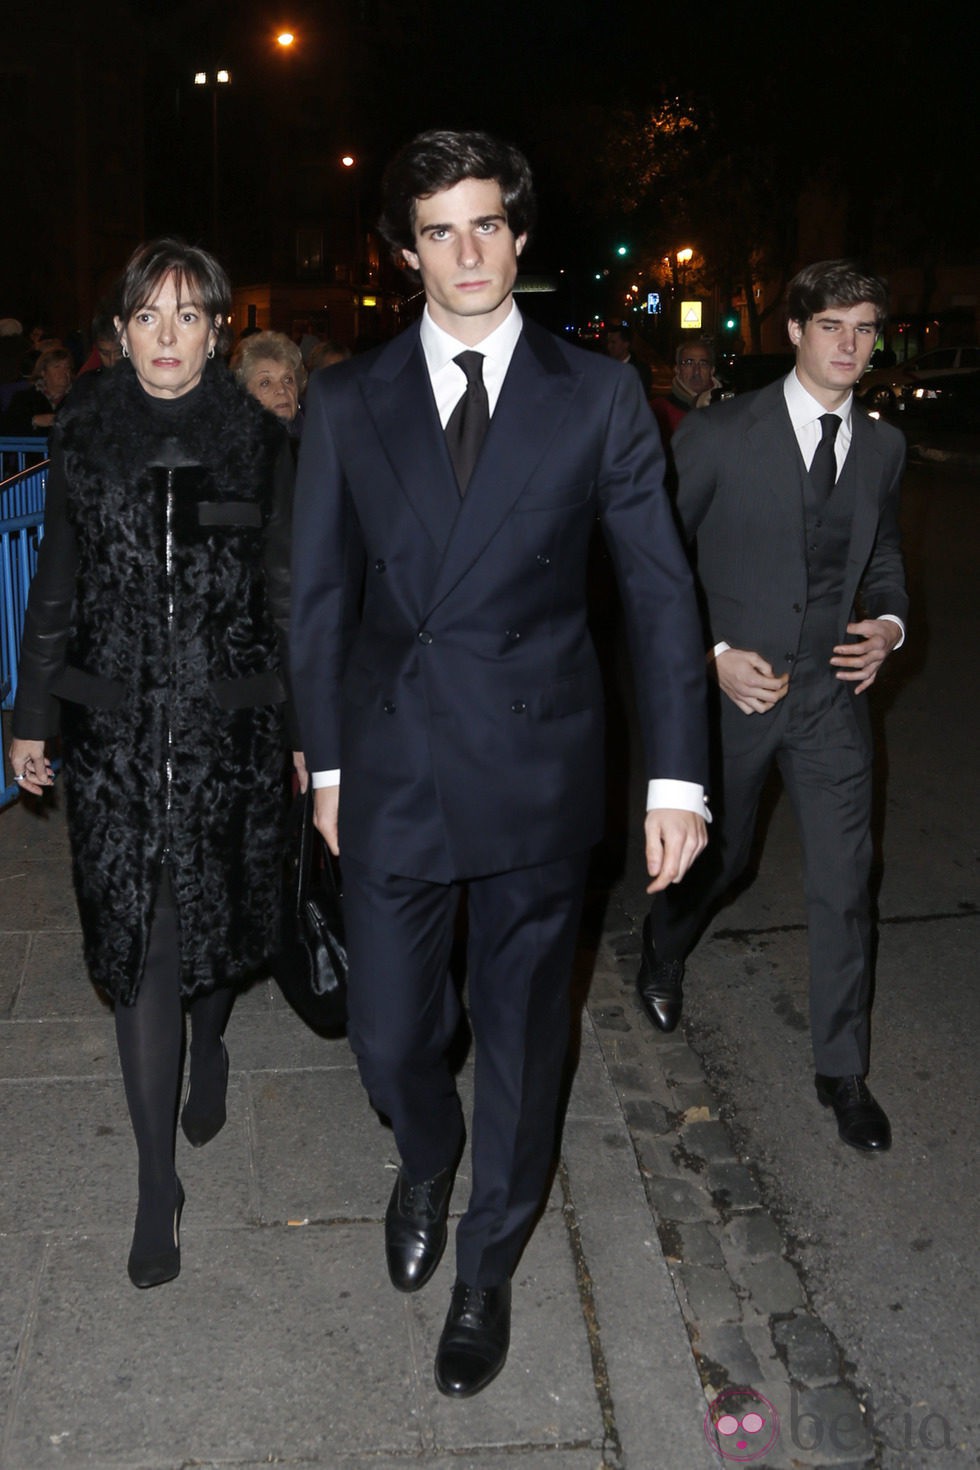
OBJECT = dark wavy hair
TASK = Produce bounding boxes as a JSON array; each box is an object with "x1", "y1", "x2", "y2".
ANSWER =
[
  {"x1": 786, "y1": 260, "x2": 889, "y2": 331},
  {"x1": 116, "y1": 238, "x2": 233, "y2": 353},
  {"x1": 378, "y1": 129, "x2": 536, "y2": 259}
]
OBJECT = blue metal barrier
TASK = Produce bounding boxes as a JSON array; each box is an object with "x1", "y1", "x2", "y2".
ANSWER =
[
  {"x1": 1, "y1": 455, "x2": 49, "y2": 808},
  {"x1": 0, "y1": 434, "x2": 48, "y2": 482}
]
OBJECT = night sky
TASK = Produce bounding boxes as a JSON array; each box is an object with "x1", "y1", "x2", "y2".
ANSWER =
[{"x1": 127, "y1": 0, "x2": 978, "y2": 275}]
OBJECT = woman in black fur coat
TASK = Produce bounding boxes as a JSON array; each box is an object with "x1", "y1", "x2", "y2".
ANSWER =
[{"x1": 8, "y1": 240, "x2": 297, "y2": 1288}]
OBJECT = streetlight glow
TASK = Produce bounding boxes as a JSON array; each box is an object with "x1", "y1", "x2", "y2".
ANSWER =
[
  {"x1": 194, "y1": 72, "x2": 207, "y2": 85},
  {"x1": 341, "y1": 154, "x2": 355, "y2": 168},
  {"x1": 676, "y1": 247, "x2": 693, "y2": 266},
  {"x1": 216, "y1": 69, "x2": 231, "y2": 84},
  {"x1": 277, "y1": 31, "x2": 295, "y2": 47}
]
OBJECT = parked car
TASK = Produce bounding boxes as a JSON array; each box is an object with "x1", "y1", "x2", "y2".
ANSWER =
[
  {"x1": 897, "y1": 368, "x2": 980, "y2": 430},
  {"x1": 857, "y1": 345, "x2": 980, "y2": 412}
]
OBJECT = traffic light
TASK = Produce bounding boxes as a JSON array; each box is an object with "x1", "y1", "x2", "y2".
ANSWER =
[
  {"x1": 615, "y1": 243, "x2": 630, "y2": 258},
  {"x1": 720, "y1": 309, "x2": 739, "y2": 334}
]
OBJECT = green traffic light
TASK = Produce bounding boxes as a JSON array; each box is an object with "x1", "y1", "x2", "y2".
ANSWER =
[{"x1": 616, "y1": 244, "x2": 629, "y2": 257}]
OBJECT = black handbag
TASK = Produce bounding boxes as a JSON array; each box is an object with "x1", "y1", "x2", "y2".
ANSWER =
[{"x1": 272, "y1": 785, "x2": 348, "y2": 1033}]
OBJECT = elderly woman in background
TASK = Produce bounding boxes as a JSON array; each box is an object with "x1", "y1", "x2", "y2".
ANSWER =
[
  {"x1": 9, "y1": 239, "x2": 295, "y2": 1290},
  {"x1": 231, "y1": 330, "x2": 306, "y2": 437},
  {"x1": 3, "y1": 347, "x2": 73, "y2": 433}
]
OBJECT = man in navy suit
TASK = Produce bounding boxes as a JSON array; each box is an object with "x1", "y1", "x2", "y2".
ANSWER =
[
  {"x1": 291, "y1": 130, "x2": 709, "y2": 1397},
  {"x1": 636, "y1": 261, "x2": 908, "y2": 1156}
]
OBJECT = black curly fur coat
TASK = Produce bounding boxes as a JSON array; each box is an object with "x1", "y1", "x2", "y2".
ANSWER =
[{"x1": 15, "y1": 361, "x2": 292, "y2": 1002}]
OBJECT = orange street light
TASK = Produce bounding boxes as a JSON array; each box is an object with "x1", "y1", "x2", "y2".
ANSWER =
[
  {"x1": 277, "y1": 31, "x2": 295, "y2": 47},
  {"x1": 341, "y1": 154, "x2": 356, "y2": 168}
]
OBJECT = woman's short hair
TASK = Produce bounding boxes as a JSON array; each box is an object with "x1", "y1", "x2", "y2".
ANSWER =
[
  {"x1": 378, "y1": 129, "x2": 536, "y2": 259},
  {"x1": 229, "y1": 331, "x2": 307, "y2": 394},
  {"x1": 786, "y1": 260, "x2": 889, "y2": 331},
  {"x1": 116, "y1": 238, "x2": 233, "y2": 353}
]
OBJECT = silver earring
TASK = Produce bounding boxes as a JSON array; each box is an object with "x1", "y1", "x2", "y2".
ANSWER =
[
  {"x1": 207, "y1": 346, "x2": 215, "y2": 360},
  {"x1": 121, "y1": 343, "x2": 129, "y2": 358}
]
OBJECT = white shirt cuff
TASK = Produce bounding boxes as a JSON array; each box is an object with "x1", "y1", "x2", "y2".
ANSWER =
[
  {"x1": 878, "y1": 614, "x2": 905, "y2": 649},
  {"x1": 312, "y1": 770, "x2": 340, "y2": 788},
  {"x1": 710, "y1": 641, "x2": 730, "y2": 660},
  {"x1": 646, "y1": 779, "x2": 711, "y2": 823}
]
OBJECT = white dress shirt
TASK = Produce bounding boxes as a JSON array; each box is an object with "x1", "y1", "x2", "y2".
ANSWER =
[{"x1": 314, "y1": 303, "x2": 708, "y2": 821}]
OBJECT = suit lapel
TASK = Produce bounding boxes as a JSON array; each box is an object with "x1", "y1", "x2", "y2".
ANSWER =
[
  {"x1": 841, "y1": 407, "x2": 885, "y2": 605},
  {"x1": 424, "y1": 325, "x2": 580, "y2": 614},
  {"x1": 745, "y1": 382, "x2": 808, "y2": 553},
  {"x1": 359, "y1": 326, "x2": 461, "y2": 555}
]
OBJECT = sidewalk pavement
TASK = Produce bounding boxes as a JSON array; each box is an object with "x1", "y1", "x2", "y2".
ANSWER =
[{"x1": 0, "y1": 795, "x2": 721, "y2": 1470}]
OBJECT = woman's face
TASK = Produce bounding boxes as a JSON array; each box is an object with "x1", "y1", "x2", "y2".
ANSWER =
[
  {"x1": 41, "y1": 357, "x2": 72, "y2": 400},
  {"x1": 247, "y1": 358, "x2": 300, "y2": 421},
  {"x1": 116, "y1": 271, "x2": 219, "y2": 399}
]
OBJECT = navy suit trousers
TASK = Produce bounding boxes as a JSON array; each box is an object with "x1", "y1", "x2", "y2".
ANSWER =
[{"x1": 342, "y1": 849, "x2": 590, "y2": 1287}]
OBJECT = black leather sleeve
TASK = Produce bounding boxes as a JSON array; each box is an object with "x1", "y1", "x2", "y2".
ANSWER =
[{"x1": 11, "y1": 435, "x2": 77, "y2": 740}]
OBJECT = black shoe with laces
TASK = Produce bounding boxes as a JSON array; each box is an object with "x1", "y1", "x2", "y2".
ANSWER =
[
  {"x1": 635, "y1": 916, "x2": 685, "y2": 1033},
  {"x1": 384, "y1": 1165, "x2": 454, "y2": 1292},
  {"x1": 435, "y1": 1279, "x2": 511, "y2": 1398},
  {"x1": 815, "y1": 1074, "x2": 892, "y2": 1152}
]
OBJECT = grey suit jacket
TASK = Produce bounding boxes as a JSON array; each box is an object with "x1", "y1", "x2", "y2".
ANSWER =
[{"x1": 671, "y1": 377, "x2": 908, "y2": 678}]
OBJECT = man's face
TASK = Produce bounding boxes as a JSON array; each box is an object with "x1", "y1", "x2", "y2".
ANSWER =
[
  {"x1": 606, "y1": 331, "x2": 629, "y2": 363},
  {"x1": 788, "y1": 302, "x2": 878, "y2": 407},
  {"x1": 402, "y1": 177, "x2": 526, "y2": 343},
  {"x1": 676, "y1": 347, "x2": 713, "y2": 394},
  {"x1": 96, "y1": 337, "x2": 122, "y2": 369}
]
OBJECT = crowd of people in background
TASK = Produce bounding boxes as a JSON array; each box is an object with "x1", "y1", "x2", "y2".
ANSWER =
[
  {"x1": 2, "y1": 287, "x2": 727, "y2": 449},
  {"x1": 0, "y1": 307, "x2": 353, "y2": 440}
]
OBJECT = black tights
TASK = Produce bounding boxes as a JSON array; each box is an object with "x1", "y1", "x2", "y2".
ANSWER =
[{"x1": 114, "y1": 889, "x2": 234, "y2": 1247}]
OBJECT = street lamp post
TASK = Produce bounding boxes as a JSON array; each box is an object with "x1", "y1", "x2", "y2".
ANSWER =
[{"x1": 193, "y1": 68, "x2": 231, "y2": 250}]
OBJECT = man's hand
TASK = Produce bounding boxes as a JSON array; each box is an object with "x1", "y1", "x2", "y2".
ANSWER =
[
  {"x1": 313, "y1": 784, "x2": 340, "y2": 856},
  {"x1": 645, "y1": 808, "x2": 708, "y2": 894},
  {"x1": 293, "y1": 750, "x2": 309, "y2": 794},
  {"x1": 714, "y1": 648, "x2": 790, "y2": 715},
  {"x1": 830, "y1": 619, "x2": 902, "y2": 694}
]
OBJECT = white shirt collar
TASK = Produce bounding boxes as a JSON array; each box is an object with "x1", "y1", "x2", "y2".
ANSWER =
[
  {"x1": 419, "y1": 301, "x2": 523, "y2": 371},
  {"x1": 419, "y1": 302, "x2": 524, "y2": 424},
  {"x1": 783, "y1": 367, "x2": 852, "y2": 431}
]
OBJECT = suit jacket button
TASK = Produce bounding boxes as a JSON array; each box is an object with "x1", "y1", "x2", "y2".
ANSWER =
[
  {"x1": 511, "y1": 700, "x2": 527, "y2": 714},
  {"x1": 792, "y1": 603, "x2": 802, "y2": 613},
  {"x1": 785, "y1": 654, "x2": 795, "y2": 663},
  {"x1": 536, "y1": 553, "x2": 551, "y2": 567},
  {"x1": 374, "y1": 558, "x2": 386, "y2": 573},
  {"x1": 383, "y1": 700, "x2": 396, "y2": 714},
  {"x1": 505, "y1": 629, "x2": 521, "y2": 642},
  {"x1": 417, "y1": 629, "x2": 433, "y2": 645}
]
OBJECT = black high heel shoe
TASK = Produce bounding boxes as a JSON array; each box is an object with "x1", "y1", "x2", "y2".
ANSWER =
[
  {"x1": 127, "y1": 1177, "x2": 184, "y2": 1289},
  {"x1": 180, "y1": 1041, "x2": 229, "y2": 1147}
]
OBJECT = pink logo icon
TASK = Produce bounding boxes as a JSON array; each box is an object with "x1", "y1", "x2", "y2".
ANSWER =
[{"x1": 704, "y1": 1387, "x2": 780, "y2": 1461}]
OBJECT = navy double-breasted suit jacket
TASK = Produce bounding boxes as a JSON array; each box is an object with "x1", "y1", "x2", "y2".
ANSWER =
[{"x1": 290, "y1": 317, "x2": 709, "y2": 884}]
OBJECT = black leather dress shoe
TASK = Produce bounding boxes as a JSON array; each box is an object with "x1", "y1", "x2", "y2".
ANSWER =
[
  {"x1": 435, "y1": 1279, "x2": 511, "y2": 1398},
  {"x1": 635, "y1": 916, "x2": 685, "y2": 1033},
  {"x1": 815, "y1": 1074, "x2": 892, "y2": 1152},
  {"x1": 384, "y1": 1165, "x2": 454, "y2": 1292}
]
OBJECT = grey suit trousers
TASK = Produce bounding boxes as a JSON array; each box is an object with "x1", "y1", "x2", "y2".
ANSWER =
[{"x1": 650, "y1": 657, "x2": 873, "y2": 1076}]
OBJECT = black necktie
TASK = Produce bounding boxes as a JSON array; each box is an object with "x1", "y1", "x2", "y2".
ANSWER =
[
  {"x1": 810, "y1": 413, "x2": 841, "y2": 502},
  {"x1": 445, "y1": 351, "x2": 489, "y2": 494}
]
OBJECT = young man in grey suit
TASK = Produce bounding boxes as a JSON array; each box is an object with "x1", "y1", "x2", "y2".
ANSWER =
[
  {"x1": 636, "y1": 260, "x2": 908, "y2": 1155},
  {"x1": 291, "y1": 131, "x2": 710, "y2": 1397}
]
